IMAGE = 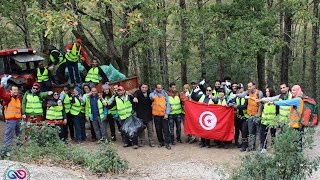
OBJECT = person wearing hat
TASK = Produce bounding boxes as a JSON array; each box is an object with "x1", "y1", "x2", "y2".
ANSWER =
[
  {"x1": 65, "y1": 38, "x2": 90, "y2": 86},
  {"x1": 45, "y1": 91, "x2": 68, "y2": 142},
  {"x1": 34, "y1": 61, "x2": 52, "y2": 92},
  {"x1": 84, "y1": 59, "x2": 109, "y2": 88},
  {"x1": 102, "y1": 84, "x2": 119, "y2": 141},
  {"x1": 108, "y1": 86, "x2": 136, "y2": 148},
  {"x1": 70, "y1": 87, "x2": 86, "y2": 143},
  {"x1": 22, "y1": 82, "x2": 53, "y2": 124}
]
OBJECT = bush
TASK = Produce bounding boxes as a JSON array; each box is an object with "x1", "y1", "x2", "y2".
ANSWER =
[
  {"x1": 231, "y1": 127, "x2": 320, "y2": 180},
  {"x1": 2, "y1": 122, "x2": 128, "y2": 174}
]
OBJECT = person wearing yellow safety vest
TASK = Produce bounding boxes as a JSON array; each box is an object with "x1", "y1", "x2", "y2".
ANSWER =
[
  {"x1": 167, "y1": 83, "x2": 183, "y2": 145},
  {"x1": 35, "y1": 62, "x2": 52, "y2": 92},
  {"x1": 212, "y1": 80, "x2": 221, "y2": 99},
  {"x1": 233, "y1": 82, "x2": 263, "y2": 151},
  {"x1": 198, "y1": 86, "x2": 215, "y2": 148},
  {"x1": 231, "y1": 84, "x2": 249, "y2": 152},
  {"x1": 229, "y1": 82, "x2": 241, "y2": 148},
  {"x1": 43, "y1": 46, "x2": 67, "y2": 84},
  {"x1": 84, "y1": 59, "x2": 108, "y2": 88},
  {"x1": 65, "y1": 38, "x2": 90, "y2": 86},
  {"x1": 46, "y1": 92, "x2": 68, "y2": 142},
  {"x1": 22, "y1": 82, "x2": 53, "y2": 125},
  {"x1": 133, "y1": 83, "x2": 155, "y2": 147},
  {"x1": 258, "y1": 83, "x2": 292, "y2": 127},
  {"x1": 103, "y1": 84, "x2": 119, "y2": 142},
  {"x1": 82, "y1": 84, "x2": 97, "y2": 141},
  {"x1": 61, "y1": 85, "x2": 75, "y2": 140},
  {"x1": 0, "y1": 82, "x2": 22, "y2": 153},
  {"x1": 70, "y1": 87, "x2": 86, "y2": 144},
  {"x1": 85, "y1": 87, "x2": 108, "y2": 143},
  {"x1": 259, "y1": 87, "x2": 278, "y2": 154},
  {"x1": 108, "y1": 86, "x2": 136, "y2": 148}
]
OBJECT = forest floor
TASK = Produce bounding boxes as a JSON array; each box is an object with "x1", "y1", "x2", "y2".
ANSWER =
[{"x1": 0, "y1": 120, "x2": 319, "y2": 179}]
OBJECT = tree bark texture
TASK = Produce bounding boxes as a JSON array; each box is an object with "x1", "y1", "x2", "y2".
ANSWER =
[{"x1": 180, "y1": 0, "x2": 188, "y2": 86}]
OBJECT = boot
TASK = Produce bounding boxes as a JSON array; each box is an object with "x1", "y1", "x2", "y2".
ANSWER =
[
  {"x1": 149, "y1": 140, "x2": 155, "y2": 147},
  {"x1": 139, "y1": 139, "x2": 145, "y2": 147},
  {"x1": 240, "y1": 138, "x2": 248, "y2": 152}
]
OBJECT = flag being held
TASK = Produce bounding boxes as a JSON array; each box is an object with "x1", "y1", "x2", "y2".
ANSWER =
[{"x1": 184, "y1": 100, "x2": 234, "y2": 141}]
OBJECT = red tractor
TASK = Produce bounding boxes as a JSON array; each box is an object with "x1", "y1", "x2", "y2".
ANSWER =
[{"x1": 0, "y1": 48, "x2": 44, "y2": 91}]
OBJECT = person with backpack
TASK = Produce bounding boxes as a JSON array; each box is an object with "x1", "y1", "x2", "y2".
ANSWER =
[{"x1": 43, "y1": 46, "x2": 67, "y2": 84}]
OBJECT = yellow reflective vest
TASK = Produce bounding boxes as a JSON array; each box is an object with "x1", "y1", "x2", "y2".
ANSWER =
[
  {"x1": 85, "y1": 67, "x2": 99, "y2": 83},
  {"x1": 37, "y1": 68, "x2": 49, "y2": 82},
  {"x1": 169, "y1": 95, "x2": 182, "y2": 115}
]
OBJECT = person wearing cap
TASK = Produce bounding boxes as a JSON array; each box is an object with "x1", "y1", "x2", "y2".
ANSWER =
[
  {"x1": 70, "y1": 87, "x2": 86, "y2": 143},
  {"x1": 43, "y1": 45, "x2": 67, "y2": 84},
  {"x1": 34, "y1": 62, "x2": 52, "y2": 92},
  {"x1": 85, "y1": 87, "x2": 108, "y2": 143},
  {"x1": 84, "y1": 59, "x2": 109, "y2": 88},
  {"x1": 102, "y1": 84, "x2": 119, "y2": 141},
  {"x1": 22, "y1": 82, "x2": 53, "y2": 124},
  {"x1": 108, "y1": 86, "x2": 136, "y2": 148},
  {"x1": 0, "y1": 81, "x2": 22, "y2": 153},
  {"x1": 133, "y1": 83, "x2": 155, "y2": 147},
  {"x1": 45, "y1": 91, "x2": 68, "y2": 142},
  {"x1": 65, "y1": 38, "x2": 90, "y2": 86},
  {"x1": 150, "y1": 84, "x2": 171, "y2": 150}
]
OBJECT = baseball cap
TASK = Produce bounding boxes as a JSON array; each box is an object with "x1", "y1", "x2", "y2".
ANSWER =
[
  {"x1": 238, "y1": 83, "x2": 244, "y2": 89},
  {"x1": 117, "y1": 86, "x2": 125, "y2": 91},
  {"x1": 33, "y1": 82, "x2": 40, "y2": 88},
  {"x1": 76, "y1": 38, "x2": 82, "y2": 43},
  {"x1": 190, "y1": 80, "x2": 198, "y2": 85}
]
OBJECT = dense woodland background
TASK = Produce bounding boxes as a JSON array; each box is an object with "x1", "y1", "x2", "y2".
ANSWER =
[{"x1": 0, "y1": 0, "x2": 319, "y2": 102}]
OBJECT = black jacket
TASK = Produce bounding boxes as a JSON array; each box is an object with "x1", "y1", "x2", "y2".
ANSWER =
[{"x1": 133, "y1": 90, "x2": 153, "y2": 122}]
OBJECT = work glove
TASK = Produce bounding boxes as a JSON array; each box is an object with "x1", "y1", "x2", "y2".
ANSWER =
[
  {"x1": 199, "y1": 79, "x2": 205, "y2": 85},
  {"x1": 1, "y1": 75, "x2": 12, "y2": 86}
]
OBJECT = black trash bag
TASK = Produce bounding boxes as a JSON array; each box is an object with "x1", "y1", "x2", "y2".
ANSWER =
[{"x1": 121, "y1": 115, "x2": 146, "y2": 140}]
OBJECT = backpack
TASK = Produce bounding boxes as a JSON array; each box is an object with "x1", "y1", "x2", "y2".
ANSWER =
[{"x1": 300, "y1": 96, "x2": 318, "y2": 127}]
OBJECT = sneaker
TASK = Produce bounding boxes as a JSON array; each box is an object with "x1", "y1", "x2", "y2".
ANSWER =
[
  {"x1": 260, "y1": 149, "x2": 267, "y2": 154},
  {"x1": 240, "y1": 147, "x2": 247, "y2": 152},
  {"x1": 111, "y1": 136, "x2": 116, "y2": 141},
  {"x1": 133, "y1": 145, "x2": 139, "y2": 149},
  {"x1": 189, "y1": 137, "x2": 197, "y2": 144},
  {"x1": 149, "y1": 142, "x2": 155, "y2": 147},
  {"x1": 171, "y1": 141, "x2": 176, "y2": 145},
  {"x1": 177, "y1": 139, "x2": 183, "y2": 143},
  {"x1": 200, "y1": 144, "x2": 205, "y2": 148},
  {"x1": 165, "y1": 144, "x2": 171, "y2": 150},
  {"x1": 123, "y1": 144, "x2": 130, "y2": 147},
  {"x1": 158, "y1": 143, "x2": 165, "y2": 148}
]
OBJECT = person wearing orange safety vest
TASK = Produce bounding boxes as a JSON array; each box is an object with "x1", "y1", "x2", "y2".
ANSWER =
[
  {"x1": 234, "y1": 81, "x2": 263, "y2": 151},
  {"x1": 150, "y1": 84, "x2": 171, "y2": 150},
  {"x1": 0, "y1": 82, "x2": 22, "y2": 152}
]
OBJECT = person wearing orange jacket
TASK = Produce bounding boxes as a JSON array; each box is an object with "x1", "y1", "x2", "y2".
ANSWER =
[{"x1": 0, "y1": 82, "x2": 22, "y2": 152}]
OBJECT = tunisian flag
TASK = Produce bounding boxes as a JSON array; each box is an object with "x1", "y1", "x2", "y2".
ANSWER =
[{"x1": 184, "y1": 100, "x2": 234, "y2": 141}]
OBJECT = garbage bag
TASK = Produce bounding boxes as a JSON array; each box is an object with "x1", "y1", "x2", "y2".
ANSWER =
[
  {"x1": 100, "y1": 64, "x2": 126, "y2": 82},
  {"x1": 121, "y1": 115, "x2": 146, "y2": 140}
]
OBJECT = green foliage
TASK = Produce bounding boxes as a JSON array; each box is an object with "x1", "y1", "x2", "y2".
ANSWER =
[
  {"x1": 3, "y1": 123, "x2": 128, "y2": 174},
  {"x1": 231, "y1": 127, "x2": 320, "y2": 180}
]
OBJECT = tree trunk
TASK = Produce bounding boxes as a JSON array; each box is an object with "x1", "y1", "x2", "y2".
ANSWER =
[
  {"x1": 21, "y1": 1, "x2": 31, "y2": 48},
  {"x1": 197, "y1": 0, "x2": 206, "y2": 80},
  {"x1": 310, "y1": 0, "x2": 319, "y2": 99},
  {"x1": 280, "y1": 8, "x2": 292, "y2": 85},
  {"x1": 302, "y1": 19, "x2": 308, "y2": 87},
  {"x1": 257, "y1": 50, "x2": 266, "y2": 91},
  {"x1": 142, "y1": 39, "x2": 151, "y2": 85},
  {"x1": 216, "y1": 0, "x2": 224, "y2": 80},
  {"x1": 266, "y1": 56, "x2": 274, "y2": 89},
  {"x1": 180, "y1": 0, "x2": 188, "y2": 86}
]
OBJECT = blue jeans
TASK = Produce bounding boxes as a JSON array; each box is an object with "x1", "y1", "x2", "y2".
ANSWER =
[
  {"x1": 169, "y1": 114, "x2": 182, "y2": 143},
  {"x1": 4, "y1": 120, "x2": 21, "y2": 150},
  {"x1": 66, "y1": 61, "x2": 81, "y2": 84},
  {"x1": 72, "y1": 113, "x2": 86, "y2": 141},
  {"x1": 92, "y1": 116, "x2": 107, "y2": 140}
]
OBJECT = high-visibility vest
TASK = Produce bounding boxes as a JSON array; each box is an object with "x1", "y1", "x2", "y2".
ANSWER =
[
  {"x1": 261, "y1": 103, "x2": 276, "y2": 126},
  {"x1": 152, "y1": 94, "x2": 167, "y2": 116},
  {"x1": 198, "y1": 95, "x2": 214, "y2": 104},
  {"x1": 50, "y1": 49, "x2": 65, "y2": 66},
  {"x1": 169, "y1": 95, "x2": 182, "y2": 115},
  {"x1": 289, "y1": 98, "x2": 304, "y2": 128},
  {"x1": 70, "y1": 97, "x2": 83, "y2": 116},
  {"x1": 279, "y1": 92, "x2": 292, "y2": 123},
  {"x1": 116, "y1": 95, "x2": 132, "y2": 120},
  {"x1": 247, "y1": 90, "x2": 259, "y2": 116},
  {"x1": 46, "y1": 105, "x2": 63, "y2": 120},
  {"x1": 236, "y1": 97, "x2": 248, "y2": 118},
  {"x1": 218, "y1": 98, "x2": 227, "y2": 105},
  {"x1": 25, "y1": 94, "x2": 42, "y2": 115},
  {"x1": 64, "y1": 94, "x2": 71, "y2": 113},
  {"x1": 213, "y1": 89, "x2": 219, "y2": 99},
  {"x1": 37, "y1": 68, "x2": 49, "y2": 82},
  {"x1": 85, "y1": 67, "x2": 99, "y2": 83},
  {"x1": 105, "y1": 96, "x2": 117, "y2": 115},
  {"x1": 85, "y1": 97, "x2": 104, "y2": 120},
  {"x1": 4, "y1": 97, "x2": 22, "y2": 120},
  {"x1": 65, "y1": 43, "x2": 81, "y2": 62}
]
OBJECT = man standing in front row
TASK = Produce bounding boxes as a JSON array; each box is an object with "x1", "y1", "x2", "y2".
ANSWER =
[{"x1": 150, "y1": 84, "x2": 171, "y2": 150}]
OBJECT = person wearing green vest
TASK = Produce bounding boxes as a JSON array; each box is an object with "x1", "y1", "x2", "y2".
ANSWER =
[
  {"x1": 108, "y1": 86, "x2": 136, "y2": 148},
  {"x1": 168, "y1": 83, "x2": 183, "y2": 145},
  {"x1": 84, "y1": 59, "x2": 108, "y2": 88},
  {"x1": 43, "y1": 46, "x2": 67, "y2": 84},
  {"x1": 59, "y1": 85, "x2": 75, "y2": 141},
  {"x1": 212, "y1": 80, "x2": 221, "y2": 99},
  {"x1": 85, "y1": 87, "x2": 108, "y2": 143},
  {"x1": 70, "y1": 87, "x2": 86, "y2": 144},
  {"x1": 35, "y1": 62, "x2": 52, "y2": 92},
  {"x1": 102, "y1": 84, "x2": 119, "y2": 141},
  {"x1": 22, "y1": 82, "x2": 53, "y2": 124},
  {"x1": 260, "y1": 87, "x2": 278, "y2": 154},
  {"x1": 46, "y1": 92, "x2": 67, "y2": 142}
]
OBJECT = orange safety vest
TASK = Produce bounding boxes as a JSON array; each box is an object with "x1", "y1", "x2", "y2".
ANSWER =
[
  {"x1": 289, "y1": 98, "x2": 304, "y2": 128},
  {"x1": 4, "y1": 96, "x2": 22, "y2": 120},
  {"x1": 247, "y1": 90, "x2": 259, "y2": 116},
  {"x1": 152, "y1": 94, "x2": 167, "y2": 116}
]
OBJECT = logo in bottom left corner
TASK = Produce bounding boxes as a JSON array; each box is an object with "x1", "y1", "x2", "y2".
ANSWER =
[{"x1": 4, "y1": 164, "x2": 30, "y2": 180}]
